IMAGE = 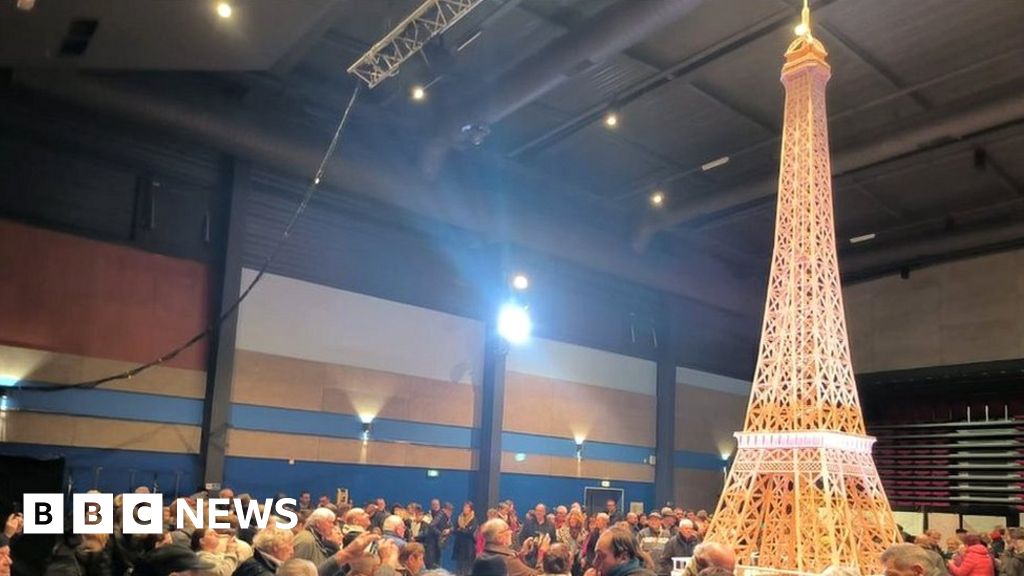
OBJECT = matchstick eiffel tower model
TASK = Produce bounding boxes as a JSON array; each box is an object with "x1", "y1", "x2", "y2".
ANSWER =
[{"x1": 703, "y1": 3, "x2": 901, "y2": 573}]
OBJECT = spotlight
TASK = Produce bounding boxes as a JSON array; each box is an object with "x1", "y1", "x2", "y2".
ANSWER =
[
  {"x1": 512, "y1": 274, "x2": 529, "y2": 291},
  {"x1": 649, "y1": 190, "x2": 665, "y2": 207},
  {"x1": 575, "y1": 442, "x2": 584, "y2": 461},
  {"x1": 411, "y1": 85, "x2": 426, "y2": 101},
  {"x1": 794, "y1": 23, "x2": 807, "y2": 36},
  {"x1": 497, "y1": 303, "x2": 531, "y2": 345},
  {"x1": 604, "y1": 111, "x2": 619, "y2": 128},
  {"x1": 216, "y1": 2, "x2": 233, "y2": 18},
  {"x1": 361, "y1": 421, "x2": 372, "y2": 443}
]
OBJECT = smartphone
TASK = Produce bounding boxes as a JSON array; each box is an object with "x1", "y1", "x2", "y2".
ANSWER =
[{"x1": 367, "y1": 540, "x2": 380, "y2": 556}]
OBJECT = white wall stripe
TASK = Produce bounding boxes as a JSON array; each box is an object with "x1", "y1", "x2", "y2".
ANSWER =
[
  {"x1": 236, "y1": 269, "x2": 484, "y2": 386},
  {"x1": 676, "y1": 366, "x2": 751, "y2": 396},
  {"x1": 507, "y1": 337, "x2": 657, "y2": 396}
]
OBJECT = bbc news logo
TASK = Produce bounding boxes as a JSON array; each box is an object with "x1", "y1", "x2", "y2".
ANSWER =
[{"x1": 23, "y1": 494, "x2": 298, "y2": 534}]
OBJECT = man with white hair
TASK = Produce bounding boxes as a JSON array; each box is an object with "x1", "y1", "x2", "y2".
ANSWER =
[
  {"x1": 342, "y1": 508, "x2": 371, "y2": 544},
  {"x1": 679, "y1": 542, "x2": 735, "y2": 576},
  {"x1": 293, "y1": 508, "x2": 337, "y2": 565},
  {"x1": 235, "y1": 525, "x2": 295, "y2": 576},
  {"x1": 657, "y1": 520, "x2": 700, "y2": 576},
  {"x1": 481, "y1": 518, "x2": 541, "y2": 576},
  {"x1": 881, "y1": 543, "x2": 948, "y2": 576},
  {"x1": 383, "y1": 515, "x2": 408, "y2": 549}
]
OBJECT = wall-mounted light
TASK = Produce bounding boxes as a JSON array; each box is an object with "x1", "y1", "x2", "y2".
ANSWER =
[
  {"x1": 426, "y1": 469, "x2": 440, "y2": 478},
  {"x1": 361, "y1": 421, "x2": 373, "y2": 444},
  {"x1": 575, "y1": 442, "x2": 584, "y2": 461},
  {"x1": 514, "y1": 453, "x2": 527, "y2": 462},
  {"x1": 498, "y1": 302, "x2": 532, "y2": 345}
]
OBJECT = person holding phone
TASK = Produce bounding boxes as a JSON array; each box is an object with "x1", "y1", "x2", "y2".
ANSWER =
[{"x1": 191, "y1": 528, "x2": 240, "y2": 576}]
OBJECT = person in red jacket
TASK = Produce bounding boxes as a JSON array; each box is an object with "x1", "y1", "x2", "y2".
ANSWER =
[{"x1": 949, "y1": 534, "x2": 995, "y2": 576}]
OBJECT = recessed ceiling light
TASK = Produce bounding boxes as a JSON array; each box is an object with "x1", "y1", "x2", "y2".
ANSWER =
[
  {"x1": 650, "y1": 190, "x2": 665, "y2": 207},
  {"x1": 411, "y1": 85, "x2": 426, "y2": 101},
  {"x1": 216, "y1": 2, "x2": 233, "y2": 19},
  {"x1": 604, "y1": 111, "x2": 618, "y2": 128}
]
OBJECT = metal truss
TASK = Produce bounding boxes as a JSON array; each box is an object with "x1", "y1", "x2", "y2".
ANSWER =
[{"x1": 347, "y1": 0, "x2": 485, "y2": 88}]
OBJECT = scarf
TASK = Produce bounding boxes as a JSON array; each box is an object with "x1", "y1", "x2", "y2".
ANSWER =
[{"x1": 458, "y1": 511, "x2": 475, "y2": 529}]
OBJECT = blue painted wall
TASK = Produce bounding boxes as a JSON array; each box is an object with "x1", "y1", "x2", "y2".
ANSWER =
[
  {"x1": 224, "y1": 456, "x2": 474, "y2": 508},
  {"x1": 500, "y1": 472, "x2": 653, "y2": 512},
  {"x1": 0, "y1": 443, "x2": 201, "y2": 499}
]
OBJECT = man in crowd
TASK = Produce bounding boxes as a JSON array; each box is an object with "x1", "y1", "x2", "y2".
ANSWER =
[
  {"x1": 605, "y1": 500, "x2": 624, "y2": 524},
  {"x1": 298, "y1": 492, "x2": 313, "y2": 512},
  {"x1": 481, "y1": 519, "x2": 542, "y2": 576},
  {"x1": 372, "y1": 499, "x2": 389, "y2": 529},
  {"x1": 681, "y1": 542, "x2": 734, "y2": 576},
  {"x1": 407, "y1": 504, "x2": 441, "y2": 569},
  {"x1": 638, "y1": 511, "x2": 670, "y2": 569},
  {"x1": 587, "y1": 528, "x2": 654, "y2": 576},
  {"x1": 554, "y1": 506, "x2": 568, "y2": 530},
  {"x1": 584, "y1": 514, "x2": 610, "y2": 569},
  {"x1": 342, "y1": 508, "x2": 372, "y2": 543},
  {"x1": 518, "y1": 504, "x2": 556, "y2": 567},
  {"x1": 398, "y1": 543, "x2": 426, "y2": 576},
  {"x1": 660, "y1": 508, "x2": 677, "y2": 536},
  {"x1": 881, "y1": 543, "x2": 948, "y2": 576},
  {"x1": 383, "y1": 515, "x2": 408, "y2": 549},
  {"x1": 293, "y1": 508, "x2": 337, "y2": 566},
  {"x1": 657, "y1": 520, "x2": 700, "y2": 576},
  {"x1": 626, "y1": 513, "x2": 639, "y2": 534}
]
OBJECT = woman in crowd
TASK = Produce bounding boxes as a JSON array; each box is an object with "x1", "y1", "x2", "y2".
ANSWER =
[
  {"x1": 948, "y1": 534, "x2": 995, "y2": 576},
  {"x1": 453, "y1": 502, "x2": 478, "y2": 576},
  {"x1": 190, "y1": 528, "x2": 240, "y2": 576}
]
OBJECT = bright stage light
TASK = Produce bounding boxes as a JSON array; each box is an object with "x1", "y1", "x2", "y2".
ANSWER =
[
  {"x1": 512, "y1": 274, "x2": 529, "y2": 291},
  {"x1": 216, "y1": 2, "x2": 233, "y2": 19},
  {"x1": 497, "y1": 303, "x2": 531, "y2": 345},
  {"x1": 411, "y1": 85, "x2": 426, "y2": 101}
]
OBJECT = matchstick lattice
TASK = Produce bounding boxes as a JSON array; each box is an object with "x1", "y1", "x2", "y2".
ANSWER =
[{"x1": 703, "y1": 4, "x2": 901, "y2": 574}]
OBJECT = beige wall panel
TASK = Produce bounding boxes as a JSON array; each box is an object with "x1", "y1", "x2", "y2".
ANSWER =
[
  {"x1": 504, "y1": 372, "x2": 655, "y2": 447},
  {"x1": 72, "y1": 418, "x2": 201, "y2": 453},
  {"x1": 501, "y1": 452, "x2": 554, "y2": 476},
  {"x1": 7, "y1": 413, "x2": 200, "y2": 454},
  {"x1": 674, "y1": 384, "x2": 745, "y2": 456},
  {"x1": 500, "y1": 452, "x2": 652, "y2": 483},
  {"x1": 845, "y1": 249, "x2": 1024, "y2": 373},
  {"x1": 404, "y1": 445, "x2": 475, "y2": 470},
  {"x1": 227, "y1": 429, "x2": 319, "y2": 461},
  {"x1": 323, "y1": 364, "x2": 476, "y2": 427},
  {"x1": 674, "y1": 469, "x2": 724, "y2": 512},
  {"x1": 3, "y1": 412, "x2": 77, "y2": 445},
  {"x1": 221, "y1": 431, "x2": 476, "y2": 470},
  {"x1": 233, "y1": 350, "x2": 477, "y2": 427},
  {"x1": 232, "y1": 350, "x2": 326, "y2": 410},
  {"x1": 0, "y1": 345, "x2": 206, "y2": 398}
]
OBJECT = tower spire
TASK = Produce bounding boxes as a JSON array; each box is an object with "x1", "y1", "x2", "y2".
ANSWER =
[{"x1": 702, "y1": 3, "x2": 901, "y2": 574}]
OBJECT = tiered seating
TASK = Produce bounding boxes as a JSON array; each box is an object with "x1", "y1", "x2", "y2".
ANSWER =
[{"x1": 869, "y1": 418, "x2": 1024, "y2": 510}]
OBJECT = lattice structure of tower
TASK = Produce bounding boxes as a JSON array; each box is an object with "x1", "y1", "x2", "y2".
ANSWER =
[{"x1": 703, "y1": 4, "x2": 901, "y2": 574}]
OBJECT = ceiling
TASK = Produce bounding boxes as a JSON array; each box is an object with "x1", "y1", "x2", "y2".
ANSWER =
[{"x1": 2, "y1": 0, "x2": 1024, "y2": 318}]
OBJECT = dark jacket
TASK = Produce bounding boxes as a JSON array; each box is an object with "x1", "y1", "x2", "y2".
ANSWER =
[
  {"x1": 656, "y1": 534, "x2": 700, "y2": 576},
  {"x1": 233, "y1": 550, "x2": 278, "y2": 576},
  {"x1": 409, "y1": 520, "x2": 442, "y2": 569},
  {"x1": 517, "y1": 517, "x2": 556, "y2": 567},
  {"x1": 483, "y1": 544, "x2": 539, "y2": 576},
  {"x1": 607, "y1": 559, "x2": 655, "y2": 576},
  {"x1": 452, "y1": 515, "x2": 478, "y2": 567}
]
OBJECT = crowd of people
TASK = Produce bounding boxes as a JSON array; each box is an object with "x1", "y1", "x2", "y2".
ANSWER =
[{"x1": 2, "y1": 488, "x2": 1023, "y2": 576}]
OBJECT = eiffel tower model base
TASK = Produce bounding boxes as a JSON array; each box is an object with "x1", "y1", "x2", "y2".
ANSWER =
[{"x1": 706, "y1": 432, "x2": 902, "y2": 575}]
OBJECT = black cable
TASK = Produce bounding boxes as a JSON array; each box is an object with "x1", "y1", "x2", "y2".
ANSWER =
[{"x1": 10, "y1": 83, "x2": 363, "y2": 392}]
